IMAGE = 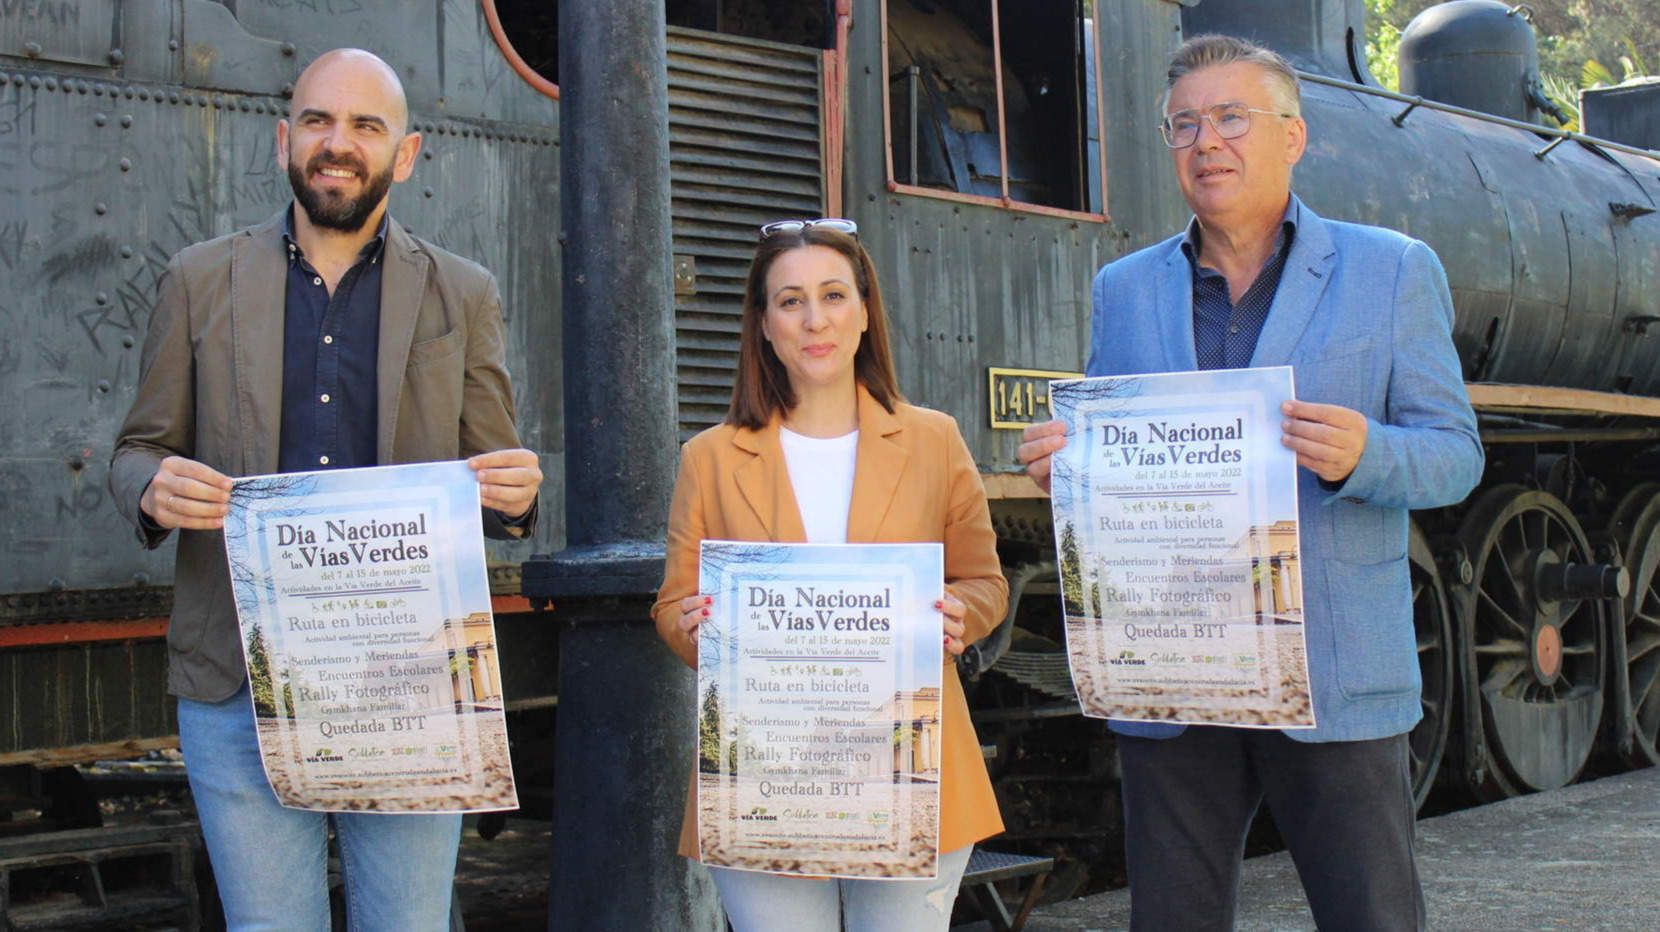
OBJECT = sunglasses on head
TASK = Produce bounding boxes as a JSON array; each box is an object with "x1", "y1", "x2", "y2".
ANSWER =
[{"x1": 757, "y1": 218, "x2": 859, "y2": 240}]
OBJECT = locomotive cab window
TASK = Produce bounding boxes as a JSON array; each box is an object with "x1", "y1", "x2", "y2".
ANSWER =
[
  {"x1": 885, "y1": 0, "x2": 1106, "y2": 217},
  {"x1": 487, "y1": 0, "x2": 559, "y2": 97}
]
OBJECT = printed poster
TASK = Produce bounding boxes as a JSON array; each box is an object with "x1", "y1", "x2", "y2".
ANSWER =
[
  {"x1": 696, "y1": 541, "x2": 944, "y2": 878},
  {"x1": 1049, "y1": 367, "x2": 1314, "y2": 728},
  {"x1": 222, "y1": 461, "x2": 517, "y2": 811}
]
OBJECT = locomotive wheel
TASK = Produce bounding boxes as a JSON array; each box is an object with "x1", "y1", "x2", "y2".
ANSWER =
[
  {"x1": 1609, "y1": 484, "x2": 1660, "y2": 766},
  {"x1": 1457, "y1": 486, "x2": 1606, "y2": 797},
  {"x1": 1407, "y1": 523, "x2": 1454, "y2": 810}
]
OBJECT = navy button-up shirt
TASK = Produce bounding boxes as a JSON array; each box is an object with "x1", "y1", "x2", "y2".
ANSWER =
[
  {"x1": 278, "y1": 210, "x2": 386, "y2": 473},
  {"x1": 1183, "y1": 200, "x2": 1298, "y2": 371}
]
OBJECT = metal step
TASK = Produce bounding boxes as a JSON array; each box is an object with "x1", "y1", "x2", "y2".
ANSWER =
[
  {"x1": 989, "y1": 649, "x2": 1081, "y2": 703},
  {"x1": 0, "y1": 822, "x2": 202, "y2": 931}
]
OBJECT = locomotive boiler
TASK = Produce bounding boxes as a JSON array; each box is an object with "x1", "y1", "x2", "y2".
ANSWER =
[{"x1": 2, "y1": 0, "x2": 1658, "y2": 919}]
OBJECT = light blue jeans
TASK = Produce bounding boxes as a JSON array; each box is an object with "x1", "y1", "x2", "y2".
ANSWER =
[
  {"x1": 177, "y1": 683, "x2": 461, "y2": 931},
  {"x1": 709, "y1": 845, "x2": 973, "y2": 932}
]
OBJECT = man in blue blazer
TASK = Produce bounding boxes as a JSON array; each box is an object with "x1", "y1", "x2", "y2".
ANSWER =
[{"x1": 1020, "y1": 35, "x2": 1482, "y2": 930}]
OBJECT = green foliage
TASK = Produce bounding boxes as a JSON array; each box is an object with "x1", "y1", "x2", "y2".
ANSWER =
[
  {"x1": 1534, "y1": 3, "x2": 1660, "y2": 89},
  {"x1": 1539, "y1": 71, "x2": 1582, "y2": 131},
  {"x1": 1059, "y1": 522, "x2": 1085, "y2": 616},
  {"x1": 1582, "y1": 57, "x2": 1618, "y2": 87},
  {"x1": 247, "y1": 623, "x2": 277, "y2": 717},
  {"x1": 1559, "y1": 37, "x2": 1654, "y2": 133},
  {"x1": 244, "y1": 623, "x2": 295, "y2": 720},
  {"x1": 726, "y1": 717, "x2": 749, "y2": 773},
  {"x1": 699, "y1": 682, "x2": 724, "y2": 773},
  {"x1": 1583, "y1": 37, "x2": 1651, "y2": 87},
  {"x1": 1364, "y1": 0, "x2": 1405, "y2": 91},
  {"x1": 1363, "y1": 0, "x2": 1658, "y2": 104}
]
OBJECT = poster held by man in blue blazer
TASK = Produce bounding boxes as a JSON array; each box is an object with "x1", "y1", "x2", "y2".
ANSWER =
[{"x1": 1019, "y1": 35, "x2": 1482, "y2": 931}]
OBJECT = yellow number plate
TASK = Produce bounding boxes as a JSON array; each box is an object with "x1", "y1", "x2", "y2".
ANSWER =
[{"x1": 987, "y1": 367, "x2": 1082, "y2": 429}]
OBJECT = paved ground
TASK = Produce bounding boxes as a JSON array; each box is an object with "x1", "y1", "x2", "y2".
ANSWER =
[
  {"x1": 455, "y1": 819, "x2": 553, "y2": 929},
  {"x1": 456, "y1": 768, "x2": 1659, "y2": 929},
  {"x1": 955, "y1": 766, "x2": 1660, "y2": 931}
]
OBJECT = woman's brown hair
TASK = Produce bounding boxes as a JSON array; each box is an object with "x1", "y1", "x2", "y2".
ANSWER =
[{"x1": 725, "y1": 228, "x2": 903, "y2": 429}]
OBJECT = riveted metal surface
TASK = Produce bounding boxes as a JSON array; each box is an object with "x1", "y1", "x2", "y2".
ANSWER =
[
  {"x1": 0, "y1": 0, "x2": 119, "y2": 69},
  {"x1": 667, "y1": 26, "x2": 822, "y2": 439},
  {"x1": 1, "y1": 638, "x2": 175, "y2": 755}
]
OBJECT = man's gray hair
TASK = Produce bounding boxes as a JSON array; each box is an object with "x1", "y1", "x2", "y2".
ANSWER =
[{"x1": 1162, "y1": 34, "x2": 1302, "y2": 117}]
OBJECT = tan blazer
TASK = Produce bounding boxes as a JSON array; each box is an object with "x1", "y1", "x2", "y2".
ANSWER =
[
  {"x1": 110, "y1": 210, "x2": 530, "y2": 703},
  {"x1": 653, "y1": 386, "x2": 1008, "y2": 858}
]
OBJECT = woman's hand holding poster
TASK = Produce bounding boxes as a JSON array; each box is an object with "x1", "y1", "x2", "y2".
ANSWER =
[{"x1": 696, "y1": 541, "x2": 944, "y2": 878}]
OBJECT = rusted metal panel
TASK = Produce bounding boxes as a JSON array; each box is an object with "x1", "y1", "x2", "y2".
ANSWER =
[
  {"x1": 1097, "y1": 0, "x2": 1190, "y2": 240},
  {"x1": 0, "y1": 638, "x2": 176, "y2": 760},
  {"x1": 178, "y1": 0, "x2": 296, "y2": 94},
  {"x1": 0, "y1": 0, "x2": 118, "y2": 68},
  {"x1": 666, "y1": 26, "x2": 822, "y2": 438}
]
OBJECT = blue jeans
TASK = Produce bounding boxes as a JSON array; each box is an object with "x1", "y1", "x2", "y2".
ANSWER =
[
  {"x1": 178, "y1": 683, "x2": 462, "y2": 931},
  {"x1": 708, "y1": 845, "x2": 973, "y2": 932}
]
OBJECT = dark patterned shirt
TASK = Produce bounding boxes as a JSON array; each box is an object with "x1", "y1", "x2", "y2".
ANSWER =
[
  {"x1": 278, "y1": 209, "x2": 387, "y2": 473},
  {"x1": 1183, "y1": 200, "x2": 1298, "y2": 371}
]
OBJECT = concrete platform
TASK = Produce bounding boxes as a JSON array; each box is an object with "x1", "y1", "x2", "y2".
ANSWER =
[{"x1": 956, "y1": 766, "x2": 1659, "y2": 932}]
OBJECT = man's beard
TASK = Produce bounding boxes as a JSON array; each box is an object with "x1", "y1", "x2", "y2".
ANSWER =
[{"x1": 288, "y1": 152, "x2": 395, "y2": 233}]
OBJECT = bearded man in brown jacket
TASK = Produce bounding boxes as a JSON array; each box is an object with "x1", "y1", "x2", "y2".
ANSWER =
[{"x1": 110, "y1": 48, "x2": 541, "y2": 928}]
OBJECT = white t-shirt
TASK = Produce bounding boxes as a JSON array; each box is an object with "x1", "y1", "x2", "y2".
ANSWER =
[{"x1": 778, "y1": 427, "x2": 859, "y2": 544}]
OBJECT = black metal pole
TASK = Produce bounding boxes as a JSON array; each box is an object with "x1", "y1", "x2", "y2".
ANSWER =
[{"x1": 528, "y1": 3, "x2": 719, "y2": 928}]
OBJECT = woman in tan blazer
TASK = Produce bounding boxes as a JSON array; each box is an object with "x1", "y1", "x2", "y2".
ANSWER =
[{"x1": 653, "y1": 219, "x2": 1007, "y2": 930}]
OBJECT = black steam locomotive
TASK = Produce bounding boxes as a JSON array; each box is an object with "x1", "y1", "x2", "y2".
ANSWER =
[{"x1": 2, "y1": 0, "x2": 1657, "y2": 916}]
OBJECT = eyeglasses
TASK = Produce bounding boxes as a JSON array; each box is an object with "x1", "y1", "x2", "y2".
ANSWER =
[
  {"x1": 758, "y1": 218, "x2": 859, "y2": 240},
  {"x1": 1160, "y1": 102, "x2": 1296, "y2": 149}
]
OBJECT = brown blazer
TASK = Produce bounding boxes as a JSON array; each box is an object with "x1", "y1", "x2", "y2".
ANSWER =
[
  {"x1": 110, "y1": 210, "x2": 531, "y2": 703},
  {"x1": 653, "y1": 386, "x2": 1008, "y2": 858}
]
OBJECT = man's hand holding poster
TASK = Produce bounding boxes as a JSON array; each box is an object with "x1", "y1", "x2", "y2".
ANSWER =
[
  {"x1": 222, "y1": 461, "x2": 517, "y2": 812},
  {"x1": 1049, "y1": 367, "x2": 1315, "y2": 728}
]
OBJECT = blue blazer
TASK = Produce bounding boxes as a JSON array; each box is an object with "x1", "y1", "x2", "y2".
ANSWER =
[{"x1": 1087, "y1": 196, "x2": 1483, "y2": 742}]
